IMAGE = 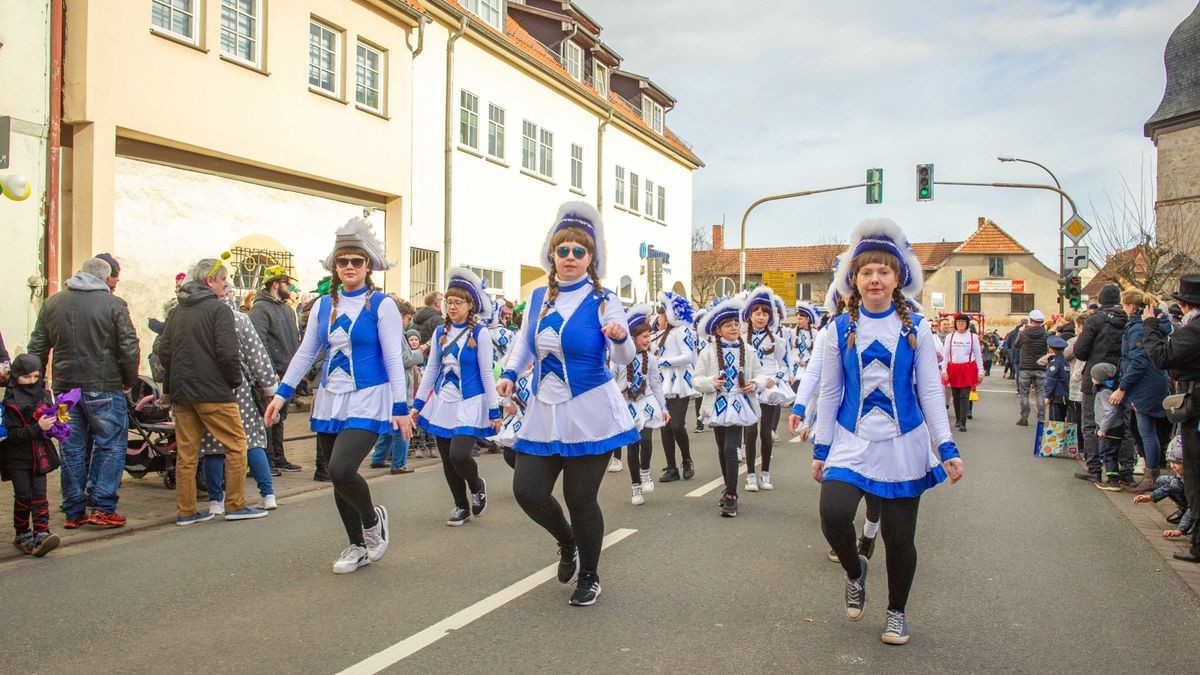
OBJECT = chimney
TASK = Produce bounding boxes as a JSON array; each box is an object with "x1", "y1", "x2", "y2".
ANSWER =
[
  {"x1": 978, "y1": 216, "x2": 986, "y2": 229},
  {"x1": 712, "y1": 224, "x2": 724, "y2": 250}
]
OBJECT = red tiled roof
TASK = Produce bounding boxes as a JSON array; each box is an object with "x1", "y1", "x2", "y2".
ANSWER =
[
  {"x1": 693, "y1": 240, "x2": 961, "y2": 276},
  {"x1": 954, "y1": 218, "x2": 1031, "y2": 255}
]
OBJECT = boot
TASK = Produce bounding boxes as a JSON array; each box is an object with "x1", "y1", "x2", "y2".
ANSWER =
[{"x1": 1124, "y1": 469, "x2": 1159, "y2": 494}]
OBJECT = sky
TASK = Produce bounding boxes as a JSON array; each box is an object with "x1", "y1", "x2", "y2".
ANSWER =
[{"x1": 584, "y1": 0, "x2": 1195, "y2": 270}]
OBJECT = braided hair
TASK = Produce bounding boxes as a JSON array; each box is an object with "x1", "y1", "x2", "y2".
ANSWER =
[
  {"x1": 440, "y1": 286, "x2": 478, "y2": 348},
  {"x1": 844, "y1": 249, "x2": 907, "y2": 349},
  {"x1": 892, "y1": 287, "x2": 918, "y2": 349},
  {"x1": 716, "y1": 316, "x2": 747, "y2": 389},
  {"x1": 625, "y1": 323, "x2": 652, "y2": 400},
  {"x1": 846, "y1": 289, "x2": 861, "y2": 349},
  {"x1": 747, "y1": 305, "x2": 775, "y2": 354}
]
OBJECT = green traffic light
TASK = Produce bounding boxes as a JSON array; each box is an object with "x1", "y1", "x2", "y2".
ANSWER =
[
  {"x1": 1070, "y1": 298, "x2": 1082, "y2": 310},
  {"x1": 919, "y1": 188, "x2": 930, "y2": 198}
]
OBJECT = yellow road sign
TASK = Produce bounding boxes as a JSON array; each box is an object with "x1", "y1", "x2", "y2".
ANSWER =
[
  {"x1": 1061, "y1": 214, "x2": 1092, "y2": 243},
  {"x1": 761, "y1": 271, "x2": 797, "y2": 305}
]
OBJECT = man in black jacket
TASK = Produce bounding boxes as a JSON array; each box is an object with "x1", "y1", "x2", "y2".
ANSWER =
[
  {"x1": 28, "y1": 257, "x2": 140, "y2": 528},
  {"x1": 413, "y1": 291, "x2": 443, "y2": 346},
  {"x1": 248, "y1": 266, "x2": 302, "y2": 473},
  {"x1": 160, "y1": 258, "x2": 268, "y2": 524},
  {"x1": 1015, "y1": 310, "x2": 1050, "y2": 425},
  {"x1": 1142, "y1": 274, "x2": 1200, "y2": 563},
  {"x1": 1070, "y1": 283, "x2": 1131, "y2": 481}
]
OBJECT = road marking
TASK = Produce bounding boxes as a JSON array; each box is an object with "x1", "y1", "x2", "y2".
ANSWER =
[
  {"x1": 976, "y1": 389, "x2": 1016, "y2": 394},
  {"x1": 337, "y1": 528, "x2": 638, "y2": 674},
  {"x1": 685, "y1": 461, "x2": 760, "y2": 498}
]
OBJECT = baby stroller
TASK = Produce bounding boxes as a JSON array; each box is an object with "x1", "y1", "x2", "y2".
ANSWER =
[{"x1": 125, "y1": 377, "x2": 183, "y2": 489}]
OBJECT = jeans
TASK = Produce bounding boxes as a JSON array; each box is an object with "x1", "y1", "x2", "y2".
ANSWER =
[
  {"x1": 1018, "y1": 371, "x2": 1046, "y2": 421},
  {"x1": 59, "y1": 391, "x2": 128, "y2": 518},
  {"x1": 1081, "y1": 390, "x2": 1100, "y2": 474},
  {"x1": 203, "y1": 447, "x2": 274, "y2": 502},
  {"x1": 1133, "y1": 410, "x2": 1166, "y2": 470},
  {"x1": 371, "y1": 433, "x2": 409, "y2": 470}
]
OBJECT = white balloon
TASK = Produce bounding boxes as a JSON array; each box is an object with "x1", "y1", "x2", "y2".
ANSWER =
[{"x1": 2, "y1": 174, "x2": 31, "y2": 201}]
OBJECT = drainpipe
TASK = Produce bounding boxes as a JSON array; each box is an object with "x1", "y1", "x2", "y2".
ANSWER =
[
  {"x1": 596, "y1": 106, "x2": 613, "y2": 212},
  {"x1": 45, "y1": 0, "x2": 64, "y2": 296},
  {"x1": 443, "y1": 15, "x2": 468, "y2": 282},
  {"x1": 408, "y1": 13, "x2": 428, "y2": 58}
]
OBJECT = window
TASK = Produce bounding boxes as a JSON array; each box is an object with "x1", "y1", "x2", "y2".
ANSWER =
[
  {"x1": 356, "y1": 42, "x2": 384, "y2": 112},
  {"x1": 964, "y1": 293, "x2": 982, "y2": 313},
  {"x1": 570, "y1": 144, "x2": 584, "y2": 190},
  {"x1": 522, "y1": 121, "x2": 537, "y2": 171},
  {"x1": 614, "y1": 166, "x2": 625, "y2": 205},
  {"x1": 594, "y1": 63, "x2": 609, "y2": 98},
  {"x1": 629, "y1": 173, "x2": 640, "y2": 211},
  {"x1": 652, "y1": 103, "x2": 664, "y2": 134},
  {"x1": 467, "y1": 266, "x2": 504, "y2": 292},
  {"x1": 459, "y1": 90, "x2": 479, "y2": 149},
  {"x1": 410, "y1": 248, "x2": 440, "y2": 303},
  {"x1": 641, "y1": 96, "x2": 664, "y2": 134},
  {"x1": 462, "y1": 0, "x2": 504, "y2": 30},
  {"x1": 657, "y1": 185, "x2": 666, "y2": 221},
  {"x1": 988, "y1": 257, "x2": 1005, "y2": 277},
  {"x1": 798, "y1": 282, "x2": 812, "y2": 301},
  {"x1": 644, "y1": 179, "x2": 655, "y2": 216},
  {"x1": 309, "y1": 19, "x2": 341, "y2": 96},
  {"x1": 538, "y1": 128, "x2": 554, "y2": 178},
  {"x1": 563, "y1": 41, "x2": 584, "y2": 81},
  {"x1": 1010, "y1": 293, "x2": 1035, "y2": 314},
  {"x1": 619, "y1": 275, "x2": 633, "y2": 300},
  {"x1": 152, "y1": 0, "x2": 198, "y2": 43},
  {"x1": 487, "y1": 104, "x2": 505, "y2": 159},
  {"x1": 220, "y1": 0, "x2": 260, "y2": 65}
]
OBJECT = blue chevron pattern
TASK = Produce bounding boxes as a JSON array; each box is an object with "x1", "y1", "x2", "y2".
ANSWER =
[
  {"x1": 861, "y1": 340, "x2": 893, "y2": 368},
  {"x1": 862, "y1": 388, "x2": 895, "y2": 418},
  {"x1": 538, "y1": 311, "x2": 564, "y2": 335},
  {"x1": 329, "y1": 350, "x2": 351, "y2": 377},
  {"x1": 331, "y1": 313, "x2": 353, "y2": 334},
  {"x1": 541, "y1": 353, "x2": 566, "y2": 382}
]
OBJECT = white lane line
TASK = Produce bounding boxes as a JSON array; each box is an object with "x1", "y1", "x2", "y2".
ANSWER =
[
  {"x1": 976, "y1": 389, "x2": 1016, "y2": 394},
  {"x1": 337, "y1": 528, "x2": 639, "y2": 674},
  {"x1": 685, "y1": 461, "x2": 760, "y2": 498}
]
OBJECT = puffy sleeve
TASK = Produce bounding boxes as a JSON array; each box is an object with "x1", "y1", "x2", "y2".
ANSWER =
[
  {"x1": 915, "y1": 321, "x2": 958, "y2": 460},
  {"x1": 812, "y1": 325, "x2": 844, "y2": 461},
  {"x1": 792, "y1": 328, "x2": 828, "y2": 418},
  {"x1": 376, "y1": 297, "x2": 410, "y2": 416},
  {"x1": 276, "y1": 296, "x2": 326, "y2": 401},
  {"x1": 658, "y1": 326, "x2": 697, "y2": 369},
  {"x1": 693, "y1": 344, "x2": 718, "y2": 394}
]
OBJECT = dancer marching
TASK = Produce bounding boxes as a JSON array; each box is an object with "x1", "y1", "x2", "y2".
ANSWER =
[
  {"x1": 793, "y1": 301, "x2": 819, "y2": 391},
  {"x1": 496, "y1": 202, "x2": 639, "y2": 607},
  {"x1": 695, "y1": 297, "x2": 768, "y2": 517},
  {"x1": 941, "y1": 313, "x2": 984, "y2": 432},
  {"x1": 412, "y1": 267, "x2": 500, "y2": 526},
  {"x1": 810, "y1": 219, "x2": 964, "y2": 645},
  {"x1": 654, "y1": 291, "x2": 699, "y2": 482},
  {"x1": 614, "y1": 304, "x2": 668, "y2": 505},
  {"x1": 742, "y1": 288, "x2": 794, "y2": 492},
  {"x1": 264, "y1": 218, "x2": 412, "y2": 574}
]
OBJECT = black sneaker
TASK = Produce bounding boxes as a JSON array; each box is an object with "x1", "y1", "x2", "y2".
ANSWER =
[
  {"x1": 845, "y1": 555, "x2": 868, "y2": 621},
  {"x1": 1015, "y1": 419, "x2": 1029, "y2": 427},
  {"x1": 369, "y1": 462, "x2": 387, "y2": 469},
  {"x1": 721, "y1": 492, "x2": 738, "y2": 517},
  {"x1": 446, "y1": 507, "x2": 470, "y2": 526},
  {"x1": 682, "y1": 460, "x2": 695, "y2": 480},
  {"x1": 470, "y1": 478, "x2": 487, "y2": 517},
  {"x1": 660, "y1": 467, "x2": 681, "y2": 483},
  {"x1": 280, "y1": 462, "x2": 303, "y2": 472},
  {"x1": 270, "y1": 467, "x2": 283, "y2": 477},
  {"x1": 857, "y1": 534, "x2": 876, "y2": 560},
  {"x1": 557, "y1": 542, "x2": 580, "y2": 584},
  {"x1": 569, "y1": 571, "x2": 601, "y2": 606},
  {"x1": 313, "y1": 472, "x2": 332, "y2": 482},
  {"x1": 1074, "y1": 470, "x2": 1101, "y2": 482}
]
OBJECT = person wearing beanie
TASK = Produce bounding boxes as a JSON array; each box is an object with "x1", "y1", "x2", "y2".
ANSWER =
[
  {"x1": 1091, "y1": 362, "x2": 1125, "y2": 491},
  {"x1": 1072, "y1": 283, "x2": 1132, "y2": 483},
  {"x1": 2, "y1": 354, "x2": 62, "y2": 556},
  {"x1": 1133, "y1": 435, "x2": 1193, "y2": 532},
  {"x1": 94, "y1": 252, "x2": 121, "y2": 293}
]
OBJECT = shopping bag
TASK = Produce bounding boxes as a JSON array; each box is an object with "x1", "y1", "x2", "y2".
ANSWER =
[
  {"x1": 1033, "y1": 420, "x2": 1079, "y2": 458},
  {"x1": 969, "y1": 390, "x2": 980, "y2": 402}
]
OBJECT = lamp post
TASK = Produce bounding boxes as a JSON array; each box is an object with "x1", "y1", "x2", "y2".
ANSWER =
[{"x1": 998, "y1": 155, "x2": 1064, "y2": 313}]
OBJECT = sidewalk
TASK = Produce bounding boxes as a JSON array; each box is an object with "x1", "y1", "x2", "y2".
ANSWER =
[{"x1": 0, "y1": 404, "x2": 443, "y2": 563}]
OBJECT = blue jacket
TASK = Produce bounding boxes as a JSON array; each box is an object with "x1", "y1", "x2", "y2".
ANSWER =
[
  {"x1": 1118, "y1": 313, "x2": 1172, "y2": 417},
  {"x1": 1043, "y1": 354, "x2": 1069, "y2": 400}
]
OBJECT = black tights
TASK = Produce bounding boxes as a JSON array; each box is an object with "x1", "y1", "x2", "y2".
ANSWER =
[
  {"x1": 626, "y1": 429, "x2": 653, "y2": 485},
  {"x1": 951, "y1": 387, "x2": 971, "y2": 426},
  {"x1": 437, "y1": 435, "x2": 483, "y2": 510},
  {"x1": 317, "y1": 430, "x2": 380, "y2": 546},
  {"x1": 512, "y1": 452, "x2": 611, "y2": 573},
  {"x1": 820, "y1": 480, "x2": 920, "y2": 612},
  {"x1": 659, "y1": 397, "x2": 693, "y2": 469},
  {"x1": 713, "y1": 426, "x2": 743, "y2": 497},
  {"x1": 10, "y1": 469, "x2": 49, "y2": 535},
  {"x1": 744, "y1": 403, "x2": 781, "y2": 472}
]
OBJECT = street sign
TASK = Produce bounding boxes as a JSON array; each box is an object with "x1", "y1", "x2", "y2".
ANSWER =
[
  {"x1": 761, "y1": 271, "x2": 797, "y2": 305},
  {"x1": 1061, "y1": 215, "x2": 1092, "y2": 243},
  {"x1": 1062, "y1": 246, "x2": 1089, "y2": 272}
]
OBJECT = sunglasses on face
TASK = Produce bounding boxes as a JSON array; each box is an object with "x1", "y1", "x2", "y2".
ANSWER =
[
  {"x1": 555, "y1": 246, "x2": 588, "y2": 260},
  {"x1": 335, "y1": 257, "x2": 367, "y2": 269}
]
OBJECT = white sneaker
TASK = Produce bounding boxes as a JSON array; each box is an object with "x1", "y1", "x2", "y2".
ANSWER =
[
  {"x1": 1133, "y1": 456, "x2": 1146, "y2": 476},
  {"x1": 608, "y1": 457, "x2": 623, "y2": 473},
  {"x1": 737, "y1": 445, "x2": 746, "y2": 463},
  {"x1": 760, "y1": 471, "x2": 773, "y2": 490},
  {"x1": 257, "y1": 494, "x2": 277, "y2": 510},
  {"x1": 640, "y1": 469, "x2": 655, "y2": 493},
  {"x1": 208, "y1": 500, "x2": 225, "y2": 515},
  {"x1": 631, "y1": 484, "x2": 645, "y2": 505},
  {"x1": 363, "y1": 505, "x2": 389, "y2": 562},
  {"x1": 771, "y1": 431, "x2": 779, "y2": 441},
  {"x1": 332, "y1": 545, "x2": 370, "y2": 574},
  {"x1": 746, "y1": 473, "x2": 759, "y2": 492}
]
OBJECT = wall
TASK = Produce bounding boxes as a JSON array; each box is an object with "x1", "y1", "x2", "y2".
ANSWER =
[
  {"x1": 1155, "y1": 123, "x2": 1200, "y2": 261},
  {"x1": 923, "y1": 253, "x2": 1060, "y2": 330}
]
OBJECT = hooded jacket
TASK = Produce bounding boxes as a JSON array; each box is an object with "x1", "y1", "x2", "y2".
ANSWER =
[
  {"x1": 1072, "y1": 306, "x2": 1128, "y2": 395},
  {"x1": 1118, "y1": 313, "x2": 1171, "y2": 417},
  {"x1": 158, "y1": 282, "x2": 242, "y2": 404},
  {"x1": 248, "y1": 288, "x2": 300, "y2": 375},
  {"x1": 1015, "y1": 324, "x2": 1049, "y2": 371},
  {"x1": 27, "y1": 272, "x2": 140, "y2": 392}
]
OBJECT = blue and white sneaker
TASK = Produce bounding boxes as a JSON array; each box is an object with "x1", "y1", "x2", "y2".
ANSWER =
[
  {"x1": 364, "y1": 505, "x2": 389, "y2": 562},
  {"x1": 881, "y1": 610, "x2": 910, "y2": 645},
  {"x1": 177, "y1": 512, "x2": 215, "y2": 527},
  {"x1": 845, "y1": 555, "x2": 868, "y2": 621},
  {"x1": 224, "y1": 507, "x2": 269, "y2": 521}
]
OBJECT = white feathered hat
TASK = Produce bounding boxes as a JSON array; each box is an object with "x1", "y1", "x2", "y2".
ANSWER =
[
  {"x1": 741, "y1": 286, "x2": 777, "y2": 329},
  {"x1": 625, "y1": 303, "x2": 654, "y2": 333},
  {"x1": 703, "y1": 296, "x2": 745, "y2": 338},
  {"x1": 795, "y1": 301, "x2": 820, "y2": 325},
  {"x1": 832, "y1": 218, "x2": 924, "y2": 301},
  {"x1": 658, "y1": 290, "x2": 695, "y2": 327},
  {"x1": 446, "y1": 265, "x2": 494, "y2": 324},
  {"x1": 324, "y1": 217, "x2": 392, "y2": 272},
  {"x1": 541, "y1": 201, "x2": 607, "y2": 277}
]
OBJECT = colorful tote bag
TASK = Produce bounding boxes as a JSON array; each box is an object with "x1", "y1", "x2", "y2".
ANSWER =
[{"x1": 1033, "y1": 420, "x2": 1079, "y2": 458}]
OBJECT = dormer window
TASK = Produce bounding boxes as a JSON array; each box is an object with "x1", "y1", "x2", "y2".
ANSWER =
[
  {"x1": 641, "y1": 96, "x2": 664, "y2": 134},
  {"x1": 563, "y1": 41, "x2": 583, "y2": 81},
  {"x1": 462, "y1": 0, "x2": 504, "y2": 30},
  {"x1": 593, "y1": 62, "x2": 609, "y2": 97}
]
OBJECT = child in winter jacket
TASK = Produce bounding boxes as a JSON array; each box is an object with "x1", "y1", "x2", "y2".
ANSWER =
[
  {"x1": 1092, "y1": 362, "x2": 1125, "y2": 492},
  {"x1": 1133, "y1": 436, "x2": 1194, "y2": 535},
  {"x1": 2, "y1": 354, "x2": 62, "y2": 556},
  {"x1": 1042, "y1": 336, "x2": 1070, "y2": 422}
]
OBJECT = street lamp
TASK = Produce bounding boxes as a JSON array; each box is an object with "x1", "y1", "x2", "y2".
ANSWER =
[{"x1": 998, "y1": 155, "x2": 1065, "y2": 313}]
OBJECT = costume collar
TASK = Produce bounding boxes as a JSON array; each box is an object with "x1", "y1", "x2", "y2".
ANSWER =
[
  {"x1": 860, "y1": 304, "x2": 895, "y2": 319},
  {"x1": 341, "y1": 285, "x2": 369, "y2": 298},
  {"x1": 559, "y1": 277, "x2": 590, "y2": 293}
]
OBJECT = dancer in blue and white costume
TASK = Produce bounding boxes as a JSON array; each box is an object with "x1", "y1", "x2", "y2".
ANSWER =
[
  {"x1": 496, "y1": 201, "x2": 638, "y2": 607},
  {"x1": 413, "y1": 267, "x2": 500, "y2": 527},
  {"x1": 487, "y1": 298, "x2": 514, "y2": 364},
  {"x1": 264, "y1": 218, "x2": 412, "y2": 575},
  {"x1": 742, "y1": 287, "x2": 794, "y2": 492},
  {"x1": 810, "y1": 219, "x2": 964, "y2": 645},
  {"x1": 792, "y1": 301, "x2": 819, "y2": 389},
  {"x1": 691, "y1": 308, "x2": 709, "y2": 434},
  {"x1": 613, "y1": 304, "x2": 668, "y2": 505},
  {"x1": 654, "y1": 291, "x2": 698, "y2": 482}
]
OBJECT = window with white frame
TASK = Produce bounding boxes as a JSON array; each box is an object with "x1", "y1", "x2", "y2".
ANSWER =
[
  {"x1": 309, "y1": 19, "x2": 341, "y2": 96},
  {"x1": 629, "y1": 173, "x2": 640, "y2": 211},
  {"x1": 644, "y1": 179, "x2": 655, "y2": 216},
  {"x1": 657, "y1": 185, "x2": 666, "y2": 221},
  {"x1": 220, "y1": 0, "x2": 260, "y2": 64},
  {"x1": 462, "y1": 0, "x2": 504, "y2": 30},
  {"x1": 570, "y1": 145, "x2": 583, "y2": 190},
  {"x1": 522, "y1": 121, "x2": 537, "y2": 171},
  {"x1": 642, "y1": 96, "x2": 664, "y2": 134},
  {"x1": 615, "y1": 166, "x2": 625, "y2": 205},
  {"x1": 538, "y1": 128, "x2": 554, "y2": 178},
  {"x1": 619, "y1": 275, "x2": 633, "y2": 300},
  {"x1": 594, "y1": 63, "x2": 609, "y2": 98},
  {"x1": 356, "y1": 42, "x2": 384, "y2": 112},
  {"x1": 563, "y1": 41, "x2": 583, "y2": 81},
  {"x1": 487, "y1": 104, "x2": 505, "y2": 159},
  {"x1": 152, "y1": 0, "x2": 198, "y2": 43},
  {"x1": 467, "y1": 266, "x2": 504, "y2": 292},
  {"x1": 459, "y1": 90, "x2": 479, "y2": 149}
]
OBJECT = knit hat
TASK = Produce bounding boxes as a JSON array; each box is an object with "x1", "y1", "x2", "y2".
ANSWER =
[
  {"x1": 1098, "y1": 283, "x2": 1121, "y2": 307},
  {"x1": 1167, "y1": 436, "x2": 1183, "y2": 463},
  {"x1": 405, "y1": 329, "x2": 421, "y2": 342},
  {"x1": 1090, "y1": 362, "x2": 1117, "y2": 382},
  {"x1": 95, "y1": 253, "x2": 120, "y2": 276}
]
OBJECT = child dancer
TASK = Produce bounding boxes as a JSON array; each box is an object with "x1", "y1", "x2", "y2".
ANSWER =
[
  {"x1": 2, "y1": 355, "x2": 61, "y2": 556},
  {"x1": 692, "y1": 309, "x2": 709, "y2": 434},
  {"x1": 695, "y1": 297, "x2": 767, "y2": 517},
  {"x1": 655, "y1": 291, "x2": 699, "y2": 482},
  {"x1": 742, "y1": 288, "x2": 794, "y2": 492},
  {"x1": 812, "y1": 219, "x2": 964, "y2": 645},
  {"x1": 614, "y1": 304, "x2": 669, "y2": 505}
]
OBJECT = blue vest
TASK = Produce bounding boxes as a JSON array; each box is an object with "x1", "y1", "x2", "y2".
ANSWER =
[
  {"x1": 433, "y1": 323, "x2": 486, "y2": 400},
  {"x1": 525, "y1": 285, "x2": 617, "y2": 398},
  {"x1": 314, "y1": 291, "x2": 391, "y2": 390},
  {"x1": 832, "y1": 311, "x2": 927, "y2": 435}
]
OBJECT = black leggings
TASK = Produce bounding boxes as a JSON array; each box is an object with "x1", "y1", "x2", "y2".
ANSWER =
[
  {"x1": 951, "y1": 387, "x2": 971, "y2": 425},
  {"x1": 626, "y1": 429, "x2": 653, "y2": 485},
  {"x1": 713, "y1": 426, "x2": 743, "y2": 496},
  {"x1": 317, "y1": 430, "x2": 380, "y2": 546},
  {"x1": 437, "y1": 435, "x2": 483, "y2": 510},
  {"x1": 744, "y1": 404, "x2": 781, "y2": 472},
  {"x1": 820, "y1": 480, "x2": 920, "y2": 612},
  {"x1": 10, "y1": 469, "x2": 49, "y2": 535},
  {"x1": 659, "y1": 397, "x2": 693, "y2": 469},
  {"x1": 512, "y1": 451, "x2": 611, "y2": 573}
]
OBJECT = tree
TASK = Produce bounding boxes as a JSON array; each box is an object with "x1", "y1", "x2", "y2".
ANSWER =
[{"x1": 689, "y1": 225, "x2": 735, "y2": 306}]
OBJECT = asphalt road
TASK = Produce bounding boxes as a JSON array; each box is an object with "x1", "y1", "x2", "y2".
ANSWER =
[{"x1": 2, "y1": 376, "x2": 1198, "y2": 673}]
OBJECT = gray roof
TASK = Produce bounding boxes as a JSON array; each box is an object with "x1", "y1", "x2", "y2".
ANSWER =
[{"x1": 1145, "y1": 2, "x2": 1200, "y2": 137}]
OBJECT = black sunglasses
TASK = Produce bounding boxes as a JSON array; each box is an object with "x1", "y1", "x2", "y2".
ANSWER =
[
  {"x1": 335, "y1": 257, "x2": 367, "y2": 269},
  {"x1": 555, "y1": 246, "x2": 588, "y2": 260}
]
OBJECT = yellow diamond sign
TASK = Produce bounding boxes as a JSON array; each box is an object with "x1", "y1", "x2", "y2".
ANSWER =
[{"x1": 1061, "y1": 214, "x2": 1091, "y2": 243}]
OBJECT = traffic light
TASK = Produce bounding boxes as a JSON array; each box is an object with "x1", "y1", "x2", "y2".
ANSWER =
[
  {"x1": 866, "y1": 168, "x2": 883, "y2": 204},
  {"x1": 1057, "y1": 276, "x2": 1069, "y2": 298},
  {"x1": 1067, "y1": 275, "x2": 1082, "y2": 310},
  {"x1": 916, "y1": 163, "x2": 934, "y2": 201}
]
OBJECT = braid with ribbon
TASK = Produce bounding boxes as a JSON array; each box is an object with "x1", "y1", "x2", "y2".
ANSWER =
[
  {"x1": 846, "y1": 288, "x2": 862, "y2": 349},
  {"x1": 892, "y1": 288, "x2": 918, "y2": 349}
]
